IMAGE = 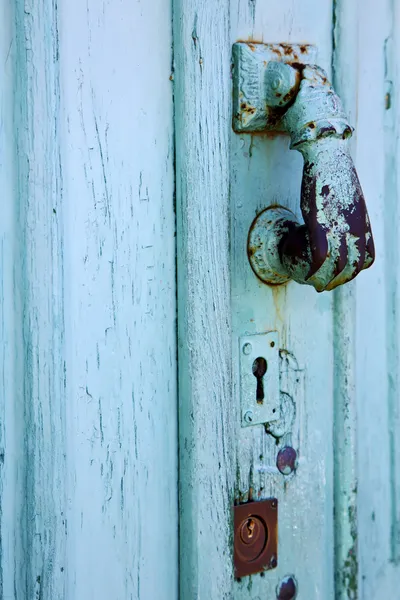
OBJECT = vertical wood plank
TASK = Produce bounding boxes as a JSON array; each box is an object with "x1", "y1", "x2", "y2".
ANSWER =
[
  {"x1": 0, "y1": 4, "x2": 23, "y2": 599},
  {"x1": 60, "y1": 1, "x2": 178, "y2": 598},
  {"x1": 383, "y1": 1, "x2": 400, "y2": 568},
  {"x1": 331, "y1": 2, "x2": 360, "y2": 597},
  {"x1": 356, "y1": 0, "x2": 400, "y2": 596},
  {"x1": 173, "y1": 1, "x2": 235, "y2": 598},
  {"x1": 13, "y1": 2, "x2": 67, "y2": 596},
  {"x1": 231, "y1": 2, "x2": 335, "y2": 599},
  {"x1": 8, "y1": 1, "x2": 178, "y2": 598}
]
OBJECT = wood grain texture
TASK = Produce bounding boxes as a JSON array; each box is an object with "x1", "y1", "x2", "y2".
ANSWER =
[
  {"x1": 3, "y1": 1, "x2": 400, "y2": 599},
  {"x1": 231, "y1": 2, "x2": 336, "y2": 598},
  {"x1": 13, "y1": 2, "x2": 67, "y2": 597},
  {"x1": 7, "y1": 1, "x2": 178, "y2": 598},
  {"x1": 382, "y1": 0, "x2": 400, "y2": 569},
  {"x1": 0, "y1": 4, "x2": 23, "y2": 600},
  {"x1": 331, "y1": 2, "x2": 359, "y2": 597},
  {"x1": 355, "y1": 0, "x2": 400, "y2": 597},
  {"x1": 173, "y1": 1, "x2": 236, "y2": 598}
]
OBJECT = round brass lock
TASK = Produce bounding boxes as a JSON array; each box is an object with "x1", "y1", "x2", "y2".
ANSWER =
[{"x1": 236, "y1": 516, "x2": 268, "y2": 563}]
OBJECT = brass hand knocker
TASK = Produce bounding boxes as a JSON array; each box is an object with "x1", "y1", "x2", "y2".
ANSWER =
[{"x1": 234, "y1": 45, "x2": 375, "y2": 292}]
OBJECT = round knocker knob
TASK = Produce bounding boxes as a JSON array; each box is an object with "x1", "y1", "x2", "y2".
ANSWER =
[{"x1": 248, "y1": 206, "x2": 299, "y2": 285}]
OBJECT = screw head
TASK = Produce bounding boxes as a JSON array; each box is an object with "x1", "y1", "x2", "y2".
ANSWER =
[
  {"x1": 271, "y1": 76, "x2": 282, "y2": 90},
  {"x1": 243, "y1": 343, "x2": 252, "y2": 355},
  {"x1": 269, "y1": 555, "x2": 277, "y2": 569},
  {"x1": 264, "y1": 62, "x2": 301, "y2": 108},
  {"x1": 243, "y1": 410, "x2": 254, "y2": 423},
  {"x1": 276, "y1": 446, "x2": 298, "y2": 475},
  {"x1": 276, "y1": 575, "x2": 297, "y2": 599}
]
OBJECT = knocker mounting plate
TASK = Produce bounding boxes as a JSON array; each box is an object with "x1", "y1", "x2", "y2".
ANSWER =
[{"x1": 232, "y1": 42, "x2": 317, "y2": 133}]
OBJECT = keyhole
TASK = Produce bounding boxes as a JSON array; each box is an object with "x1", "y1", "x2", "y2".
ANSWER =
[
  {"x1": 252, "y1": 357, "x2": 267, "y2": 403},
  {"x1": 246, "y1": 518, "x2": 255, "y2": 538}
]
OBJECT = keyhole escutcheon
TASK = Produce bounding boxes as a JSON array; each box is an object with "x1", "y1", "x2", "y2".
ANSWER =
[{"x1": 252, "y1": 357, "x2": 267, "y2": 403}]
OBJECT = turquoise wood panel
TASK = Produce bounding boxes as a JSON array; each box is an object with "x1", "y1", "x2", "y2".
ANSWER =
[
  {"x1": 176, "y1": 0, "x2": 400, "y2": 599},
  {"x1": 0, "y1": 1, "x2": 178, "y2": 598}
]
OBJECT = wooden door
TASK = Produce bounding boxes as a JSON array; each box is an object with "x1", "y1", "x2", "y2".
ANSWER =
[
  {"x1": 0, "y1": 1, "x2": 177, "y2": 599},
  {"x1": 1, "y1": 1, "x2": 399, "y2": 599},
  {"x1": 175, "y1": 1, "x2": 399, "y2": 599}
]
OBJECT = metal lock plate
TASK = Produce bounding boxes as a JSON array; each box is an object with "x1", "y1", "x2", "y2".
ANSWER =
[
  {"x1": 234, "y1": 499, "x2": 278, "y2": 578},
  {"x1": 232, "y1": 42, "x2": 317, "y2": 133},
  {"x1": 240, "y1": 331, "x2": 280, "y2": 427}
]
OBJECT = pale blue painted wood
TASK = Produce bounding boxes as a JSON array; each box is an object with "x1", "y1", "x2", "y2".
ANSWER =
[
  {"x1": 176, "y1": 1, "x2": 400, "y2": 600},
  {"x1": 331, "y1": 3, "x2": 359, "y2": 598},
  {"x1": 355, "y1": 0, "x2": 400, "y2": 597},
  {"x1": 230, "y1": 2, "x2": 337, "y2": 598},
  {"x1": 0, "y1": 5, "x2": 23, "y2": 600},
  {"x1": 1, "y1": 1, "x2": 399, "y2": 599},
  {"x1": 1, "y1": 1, "x2": 178, "y2": 599},
  {"x1": 174, "y1": 1, "x2": 235, "y2": 599}
]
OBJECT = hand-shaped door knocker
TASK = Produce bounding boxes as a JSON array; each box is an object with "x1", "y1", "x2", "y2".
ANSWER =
[{"x1": 233, "y1": 44, "x2": 375, "y2": 292}]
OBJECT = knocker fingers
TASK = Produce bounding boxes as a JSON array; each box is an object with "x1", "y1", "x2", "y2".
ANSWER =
[
  {"x1": 363, "y1": 218, "x2": 375, "y2": 270},
  {"x1": 330, "y1": 236, "x2": 349, "y2": 280},
  {"x1": 324, "y1": 233, "x2": 366, "y2": 291},
  {"x1": 304, "y1": 225, "x2": 329, "y2": 281}
]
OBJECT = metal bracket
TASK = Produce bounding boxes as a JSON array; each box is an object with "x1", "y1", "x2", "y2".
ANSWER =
[
  {"x1": 240, "y1": 331, "x2": 280, "y2": 427},
  {"x1": 232, "y1": 42, "x2": 317, "y2": 133},
  {"x1": 233, "y1": 41, "x2": 375, "y2": 292}
]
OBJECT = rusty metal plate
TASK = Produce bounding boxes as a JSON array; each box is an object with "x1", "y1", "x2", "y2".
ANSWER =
[
  {"x1": 232, "y1": 42, "x2": 317, "y2": 133},
  {"x1": 234, "y1": 499, "x2": 278, "y2": 578}
]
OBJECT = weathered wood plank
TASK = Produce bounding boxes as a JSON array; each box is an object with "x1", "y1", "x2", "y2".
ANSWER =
[
  {"x1": 331, "y1": 2, "x2": 359, "y2": 597},
  {"x1": 231, "y1": 2, "x2": 336, "y2": 599},
  {"x1": 60, "y1": 1, "x2": 178, "y2": 598},
  {"x1": 13, "y1": 2, "x2": 67, "y2": 596},
  {"x1": 355, "y1": 0, "x2": 400, "y2": 596},
  {"x1": 382, "y1": 0, "x2": 400, "y2": 569},
  {"x1": 7, "y1": 1, "x2": 178, "y2": 598},
  {"x1": 0, "y1": 4, "x2": 23, "y2": 600},
  {"x1": 173, "y1": 1, "x2": 235, "y2": 598}
]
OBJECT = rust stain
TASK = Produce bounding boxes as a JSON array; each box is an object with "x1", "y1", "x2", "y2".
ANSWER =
[
  {"x1": 243, "y1": 129, "x2": 290, "y2": 139},
  {"x1": 290, "y1": 62, "x2": 305, "y2": 71},
  {"x1": 271, "y1": 285, "x2": 286, "y2": 325},
  {"x1": 282, "y1": 86, "x2": 299, "y2": 104},
  {"x1": 280, "y1": 43, "x2": 293, "y2": 56},
  {"x1": 235, "y1": 39, "x2": 264, "y2": 45}
]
